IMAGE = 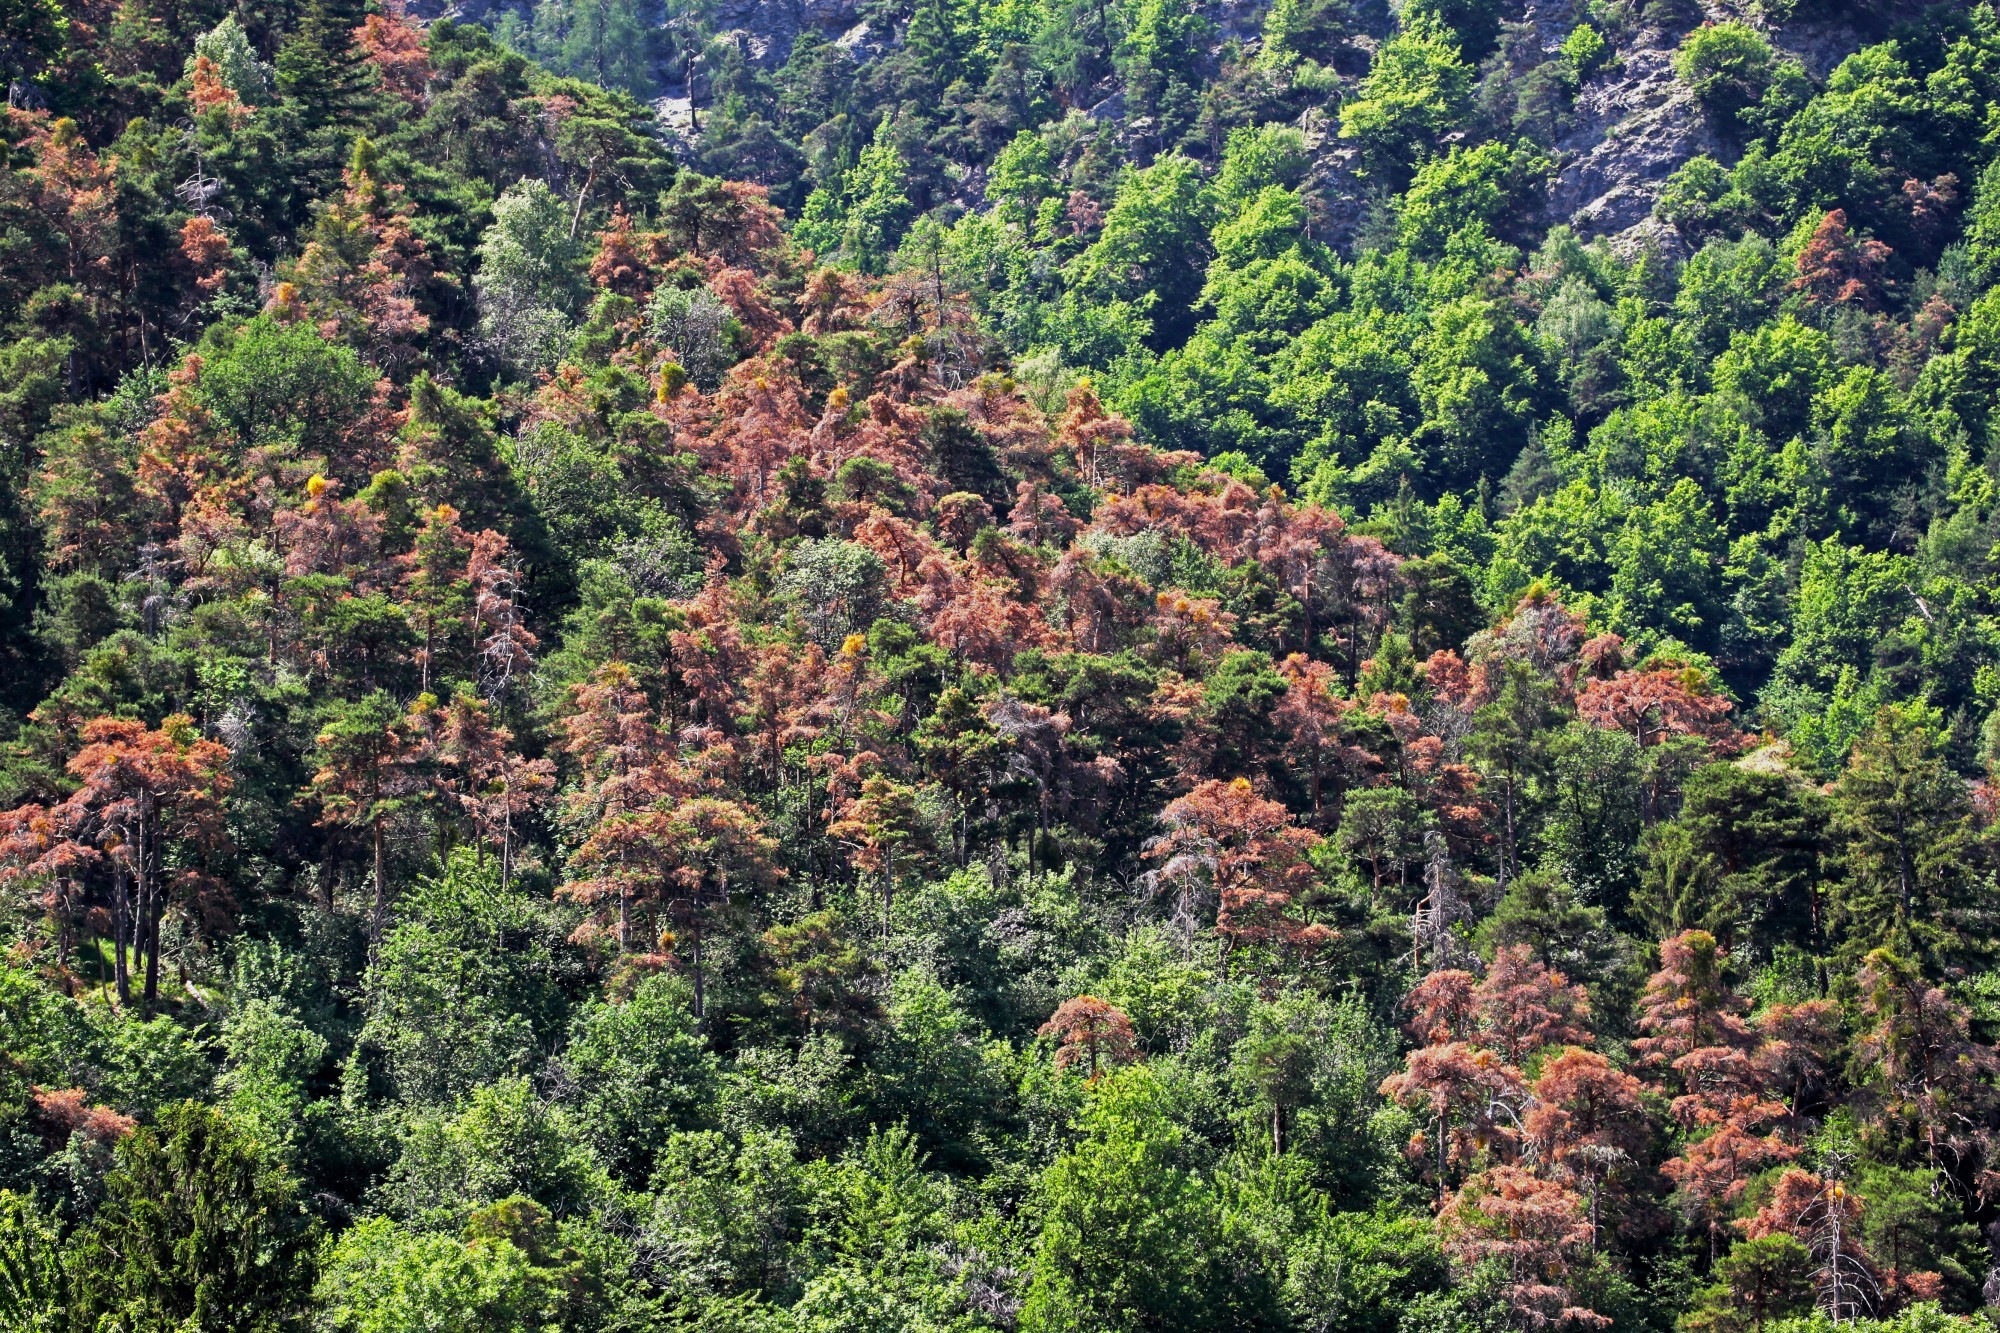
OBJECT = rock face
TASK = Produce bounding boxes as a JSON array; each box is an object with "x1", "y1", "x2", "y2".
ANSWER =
[
  {"x1": 707, "y1": 0, "x2": 868, "y2": 62},
  {"x1": 1543, "y1": 2, "x2": 1930, "y2": 249},
  {"x1": 419, "y1": 0, "x2": 1936, "y2": 254},
  {"x1": 1547, "y1": 24, "x2": 1724, "y2": 243}
]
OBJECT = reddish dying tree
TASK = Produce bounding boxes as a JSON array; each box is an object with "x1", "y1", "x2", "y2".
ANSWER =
[
  {"x1": 19, "y1": 115, "x2": 116, "y2": 293},
  {"x1": 1854, "y1": 948, "x2": 1999, "y2": 1196},
  {"x1": 430, "y1": 690, "x2": 553, "y2": 888},
  {"x1": 60, "y1": 715, "x2": 231, "y2": 1007},
  {"x1": 468, "y1": 528, "x2": 539, "y2": 702},
  {"x1": 1479, "y1": 946, "x2": 1594, "y2": 1065},
  {"x1": 1271, "y1": 654, "x2": 1377, "y2": 828},
  {"x1": 1464, "y1": 589, "x2": 1590, "y2": 704},
  {"x1": 1056, "y1": 381, "x2": 1154, "y2": 493},
  {"x1": 1740, "y1": 1169, "x2": 1890, "y2": 1322},
  {"x1": 740, "y1": 639, "x2": 824, "y2": 788},
  {"x1": 353, "y1": 0, "x2": 429, "y2": 103},
  {"x1": 563, "y1": 793, "x2": 778, "y2": 1020},
  {"x1": 1406, "y1": 968, "x2": 1481, "y2": 1046},
  {"x1": 189, "y1": 55, "x2": 252, "y2": 124},
  {"x1": 1575, "y1": 664, "x2": 1745, "y2": 754},
  {"x1": 399, "y1": 504, "x2": 472, "y2": 695},
  {"x1": 1524, "y1": 1047, "x2": 1649, "y2": 1247},
  {"x1": 1636, "y1": 931, "x2": 1795, "y2": 1256},
  {"x1": 132, "y1": 357, "x2": 231, "y2": 551},
  {"x1": 178, "y1": 216, "x2": 231, "y2": 296},
  {"x1": 1633, "y1": 931, "x2": 1757, "y2": 1069},
  {"x1": 827, "y1": 773, "x2": 934, "y2": 930},
  {"x1": 1382, "y1": 1040, "x2": 1529, "y2": 1187},
  {"x1": 30, "y1": 1087, "x2": 136, "y2": 1148},
  {"x1": 1386, "y1": 950, "x2": 1599, "y2": 1193},
  {"x1": 1792, "y1": 209, "x2": 1892, "y2": 309},
  {"x1": 1439, "y1": 1164, "x2": 1610, "y2": 1329},
  {"x1": 0, "y1": 802, "x2": 96, "y2": 977},
  {"x1": 1146, "y1": 777, "x2": 1330, "y2": 955},
  {"x1": 1040, "y1": 996, "x2": 1140, "y2": 1080},
  {"x1": 282, "y1": 141, "x2": 437, "y2": 370},
  {"x1": 1755, "y1": 999, "x2": 1844, "y2": 1120},
  {"x1": 1403, "y1": 951, "x2": 1591, "y2": 1062},
  {"x1": 559, "y1": 664, "x2": 689, "y2": 952}
]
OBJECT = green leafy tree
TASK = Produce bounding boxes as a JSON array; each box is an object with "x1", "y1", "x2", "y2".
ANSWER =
[
  {"x1": 378, "y1": 1078, "x2": 606, "y2": 1225},
  {"x1": 0, "y1": 1191, "x2": 65, "y2": 1333},
  {"x1": 359, "y1": 852, "x2": 569, "y2": 1108},
  {"x1": 69, "y1": 1103, "x2": 317, "y2": 1332},
  {"x1": 475, "y1": 179, "x2": 591, "y2": 374},
  {"x1": 529, "y1": 0, "x2": 661, "y2": 98},
  {"x1": 1338, "y1": 18, "x2": 1473, "y2": 185},
  {"x1": 311, "y1": 691, "x2": 430, "y2": 945},
  {"x1": 1829, "y1": 705, "x2": 1991, "y2": 974},
  {"x1": 1467, "y1": 660, "x2": 1558, "y2": 887},
  {"x1": 316, "y1": 1207, "x2": 570, "y2": 1333},
  {"x1": 1063, "y1": 154, "x2": 1217, "y2": 354},
  {"x1": 1637, "y1": 760, "x2": 1828, "y2": 959},
  {"x1": 273, "y1": 0, "x2": 376, "y2": 132},
  {"x1": 1019, "y1": 1066, "x2": 1238, "y2": 1333},
  {"x1": 188, "y1": 16, "x2": 272, "y2": 101},
  {"x1": 557, "y1": 973, "x2": 720, "y2": 1186},
  {"x1": 1674, "y1": 22, "x2": 1777, "y2": 122}
]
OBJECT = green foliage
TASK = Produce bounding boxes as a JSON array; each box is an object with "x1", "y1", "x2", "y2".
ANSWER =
[
  {"x1": 378, "y1": 1076, "x2": 608, "y2": 1226},
  {"x1": 523, "y1": 0, "x2": 662, "y2": 98},
  {"x1": 476, "y1": 178, "x2": 591, "y2": 374},
  {"x1": 558, "y1": 973, "x2": 719, "y2": 1185},
  {"x1": 0, "y1": 1191, "x2": 64, "y2": 1333},
  {"x1": 194, "y1": 314, "x2": 383, "y2": 463},
  {"x1": 1638, "y1": 760, "x2": 1828, "y2": 957},
  {"x1": 359, "y1": 852, "x2": 578, "y2": 1109},
  {"x1": 1339, "y1": 19, "x2": 1474, "y2": 185},
  {"x1": 1561, "y1": 24, "x2": 1608, "y2": 80},
  {"x1": 1829, "y1": 704, "x2": 1990, "y2": 973},
  {"x1": 15, "y1": 5, "x2": 2000, "y2": 1332},
  {"x1": 190, "y1": 16, "x2": 271, "y2": 100},
  {"x1": 1019, "y1": 1065, "x2": 1239, "y2": 1332},
  {"x1": 1674, "y1": 21, "x2": 1777, "y2": 120},
  {"x1": 318, "y1": 1211, "x2": 566, "y2": 1333},
  {"x1": 69, "y1": 1103, "x2": 318, "y2": 1331}
]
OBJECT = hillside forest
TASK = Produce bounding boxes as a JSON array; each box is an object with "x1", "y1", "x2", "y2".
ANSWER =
[{"x1": 16, "y1": 0, "x2": 2000, "y2": 1329}]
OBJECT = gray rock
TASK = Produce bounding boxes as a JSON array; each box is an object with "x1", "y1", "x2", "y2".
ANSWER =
[
  {"x1": 1542, "y1": 2, "x2": 1911, "y2": 244},
  {"x1": 708, "y1": 0, "x2": 866, "y2": 65},
  {"x1": 1546, "y1": 33, "x2": 1724, "y2": 239}
]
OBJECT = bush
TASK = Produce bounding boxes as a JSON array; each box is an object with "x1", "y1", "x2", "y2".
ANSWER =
[
  {"x1": 1674, "y1": 21, "x2": 1776, "y2": 119},
  {"x1": 1561, "y1": 23, "x2": 1608, "y2": 79}
]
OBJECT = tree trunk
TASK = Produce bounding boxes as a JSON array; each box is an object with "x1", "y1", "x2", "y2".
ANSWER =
[
  {"x1": 138, "y1": 807, "x2": 160, "y2": 1010},
  {"x1": 142, "y1": 889, "x2": 162, "y2": 1009},
  {"x1": 690, "y1": 909, "x2": 705, "y2": 1021},
  {"x1": 569, "y1": 167, "x2": 598, "y2": 240},
  {"x1": 112, "y1": 859, "x2": 130, "y2": 1006},
  {"x1": 371, "y1": 813, "x2": 388, "y2": 947}
]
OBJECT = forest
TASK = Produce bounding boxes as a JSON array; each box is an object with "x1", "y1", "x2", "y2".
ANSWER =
[{"x1": 8, "y1": 0, "x2": 2000, "y2": 1328}]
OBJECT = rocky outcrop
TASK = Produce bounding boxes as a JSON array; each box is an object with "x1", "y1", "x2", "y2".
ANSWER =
[
  {"x1": 1546, "y1": 2, "x2": 1933, "y2": 249},
  {"x1": 431, "y1": 0, "x2": 1937, "y2": 255},
  {"x1": 1547, "y1": 23, "x2": 1723, "y2": 242}
]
